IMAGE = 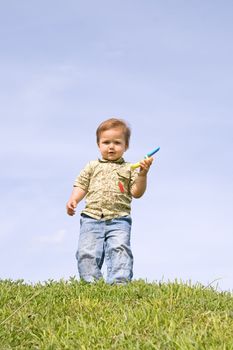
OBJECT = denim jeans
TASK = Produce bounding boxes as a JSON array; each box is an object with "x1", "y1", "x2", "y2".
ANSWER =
[{"x1": 76, "y1": 214, "x2": 133, "y2": 284}]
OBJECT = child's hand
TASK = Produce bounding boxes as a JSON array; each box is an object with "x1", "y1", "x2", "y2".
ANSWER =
[
  {"x1": 139, "y1": 156, "x2": 153, "y2": 176},
  {"x1": 66, "y1": 187, "x2": 86, "y2": 216},
  {"x1": 66, "y1": 200, "x2": 77, "y2": 216}
]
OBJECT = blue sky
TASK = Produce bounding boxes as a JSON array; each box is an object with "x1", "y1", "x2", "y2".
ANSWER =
[{"x1": 0, "y1": 1, "x2": 232, "y2": 291}]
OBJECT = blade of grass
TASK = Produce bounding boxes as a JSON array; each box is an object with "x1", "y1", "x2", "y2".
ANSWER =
[{"x1": 0, "y1": 290, "x2": 41, "y2": 326}]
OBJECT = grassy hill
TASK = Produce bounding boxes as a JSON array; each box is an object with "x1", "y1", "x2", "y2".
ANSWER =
[{"x1": 0, "y1": 278, "x2": 233, "y2": 349}]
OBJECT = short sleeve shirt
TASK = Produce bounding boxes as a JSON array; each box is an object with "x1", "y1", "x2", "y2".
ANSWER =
[{"x1": 74, "y1": 158, "x2": 138, "y2": 220}]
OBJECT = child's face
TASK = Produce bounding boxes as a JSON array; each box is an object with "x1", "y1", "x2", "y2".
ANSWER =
[{"x1": 98, "y1": 127, "x2": 127, "y2": 161}]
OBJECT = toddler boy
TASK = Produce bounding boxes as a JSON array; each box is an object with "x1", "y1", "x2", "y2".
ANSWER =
[{"x1": 66, "y1": 118, "x2": 153, "y2": 284}]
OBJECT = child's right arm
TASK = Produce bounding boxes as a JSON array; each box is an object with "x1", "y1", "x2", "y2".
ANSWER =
[{"x1": 66, "y1": 187, "x2": 87, "y2": 216}]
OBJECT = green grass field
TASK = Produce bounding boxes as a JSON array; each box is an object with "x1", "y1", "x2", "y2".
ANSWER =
[{"x1": 0, "y1": 278, "x2": 233, "y2": 349}]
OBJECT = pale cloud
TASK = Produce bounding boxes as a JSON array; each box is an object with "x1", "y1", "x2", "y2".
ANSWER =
[{"x1": 36, "y1": 229, "x2": 66, "y2": 244}]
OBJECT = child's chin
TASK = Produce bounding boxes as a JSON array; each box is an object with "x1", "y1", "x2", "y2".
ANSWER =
[{"x1": 107, "y1": 154, "x2": 117, "y2": 160}]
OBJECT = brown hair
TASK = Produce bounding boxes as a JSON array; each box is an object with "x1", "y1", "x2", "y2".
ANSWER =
[{"x1": 96, "y1": 118, "x2": 131, "y2": 148}]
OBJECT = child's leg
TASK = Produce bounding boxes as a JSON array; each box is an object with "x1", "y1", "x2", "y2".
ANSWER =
[
  {"x1": 76, "y1": 215, "x2": 105, "y2": 282},
  {"x1": 104, "y1": 216, "x2": 133, "y2": 284}
]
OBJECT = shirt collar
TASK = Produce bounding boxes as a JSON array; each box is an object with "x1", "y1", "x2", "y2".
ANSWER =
[{"x1": 98, "y1": 157, "x2": 125, "y2": 164}]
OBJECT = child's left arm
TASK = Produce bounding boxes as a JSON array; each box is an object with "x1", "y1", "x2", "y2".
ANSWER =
[{"x1": 130, "y1": 157, "x2": 153, "y2": 198}]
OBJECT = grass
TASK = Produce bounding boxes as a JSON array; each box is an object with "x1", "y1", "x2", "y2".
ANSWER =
[{"x1": 0, "y1": 278, "x2": 233, "y2": 349}]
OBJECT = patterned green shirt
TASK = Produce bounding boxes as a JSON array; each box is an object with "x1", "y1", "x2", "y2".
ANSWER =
[{"x1": 74, "y1": 158, "x2": 138, "y2": 220}]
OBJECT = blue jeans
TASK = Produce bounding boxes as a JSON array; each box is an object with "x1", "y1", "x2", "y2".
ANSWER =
[{"x1": 76, "y1": 215, "x2": 133, "y2": 284}]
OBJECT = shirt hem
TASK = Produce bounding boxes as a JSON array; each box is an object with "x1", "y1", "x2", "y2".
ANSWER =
[{"x1": 81, "y1": 210, "x2": 131, "y2": 221}]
